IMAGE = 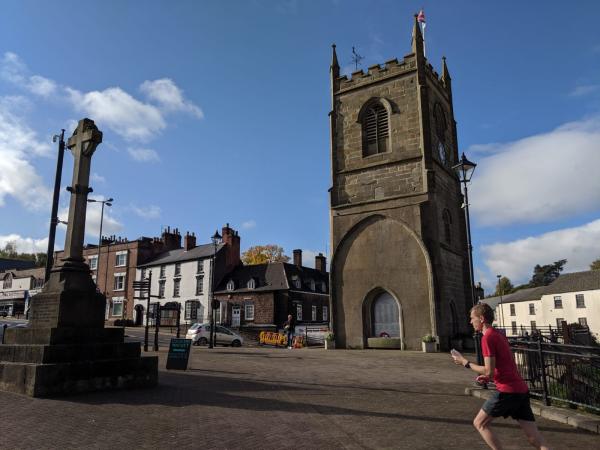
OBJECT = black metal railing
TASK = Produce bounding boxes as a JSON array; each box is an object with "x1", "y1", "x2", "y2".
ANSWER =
[{"x1": 509, "y1": 337, "x2": 600, "y2": 412}]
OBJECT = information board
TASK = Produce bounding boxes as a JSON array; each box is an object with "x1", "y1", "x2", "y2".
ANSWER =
[{"x1": 166, "y1": 338, "x2": 192, "y2": 370}]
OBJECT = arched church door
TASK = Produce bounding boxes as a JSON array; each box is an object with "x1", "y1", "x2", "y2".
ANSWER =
[{"x1": 372, "y1": 292, "x2": 400, "y2": 337}]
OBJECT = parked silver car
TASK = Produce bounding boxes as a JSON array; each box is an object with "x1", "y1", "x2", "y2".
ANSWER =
[{"x1": 185, "y1": 323, "x2": 244, "y2": 347}]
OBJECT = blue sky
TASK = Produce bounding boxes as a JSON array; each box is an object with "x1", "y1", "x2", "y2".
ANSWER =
[{"x1": 1, "y1": 1, "x2": 599, "y2": 293}]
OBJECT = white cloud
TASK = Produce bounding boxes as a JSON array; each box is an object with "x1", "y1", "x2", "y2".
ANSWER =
[
  {"x1": 469, "y1": 116, "x2": 600, "y2": 226},
  {"x1": 66, "y1": 87, "x2": 165, "y2": 142},
  {"x1": 0, "y1": 99, "x2": 52, "y2": 210},
  {"x1": 0, "y1": 52, "x2": 57, "y2": 97},
  {"x1": 481, "y1": 219, "x2": 600, "y2": 286},
  {"x1": 127, "y1": 147, "x2": 160, "y2": 162},
  {"x1": 570, "y1": 84, "x2": 600, "y2": 97},
  {"x1": 131, "y1": 204, "x2": 161, "y2": 219},
  {"x1": 140, "y1": 79, "x2": 203, "y2": 118},
  {"x1": 0, "y1": 234, "x2": 48, "y2": 253},
  {"x1": 91, "y1": 173, "x2": 106, "y2": 183},
  {"x1": 58, "y1": 202, "x2": 123, "y2": 241},
  {"x1": 241, "y1": 220, "x2": 256, "y2": 229}
]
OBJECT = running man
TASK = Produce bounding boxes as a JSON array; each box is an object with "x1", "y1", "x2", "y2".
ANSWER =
[{"x1": 451, "y1": 303, "x2": 551, "y2": 450}]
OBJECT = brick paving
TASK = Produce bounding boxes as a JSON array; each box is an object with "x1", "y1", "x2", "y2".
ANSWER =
[{"x1": 0, "y1": 346, "x2": 598, "y2": 449}]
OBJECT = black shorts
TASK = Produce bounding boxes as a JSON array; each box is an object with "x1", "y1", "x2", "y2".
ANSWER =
[{"x1": 482, "y1": 391, "x2": 535, "y2": 422}]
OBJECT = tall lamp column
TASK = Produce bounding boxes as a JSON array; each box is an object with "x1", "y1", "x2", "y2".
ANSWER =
[
  {"x1": 209, "y1": 230, "x2": 222, "y2": 349},
  {"x1": 452, "y1": 153, "x2": 479, "y2": 361},
  {"x1": 87, "y1": 197, "x2": 113, "y2": 298}
]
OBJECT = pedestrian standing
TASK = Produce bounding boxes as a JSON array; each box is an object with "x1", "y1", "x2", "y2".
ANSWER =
[
  {"x1": 451, "y1": 303, "x2": 551, "y2": 450},
  {"x1": 284, "y1": 314, "x2": 295, "y2": 349}
]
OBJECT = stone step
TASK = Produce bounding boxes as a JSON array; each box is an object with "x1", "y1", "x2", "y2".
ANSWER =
[
  {"x1": 4, "y1": 326, "x2": 125, "y2": 345},
  {"x1": 0, "y1": 342, "x2": 141, "y2": 364},
  {"x1": 0, "y1": 355, "x2": 158, "y2": 397}
]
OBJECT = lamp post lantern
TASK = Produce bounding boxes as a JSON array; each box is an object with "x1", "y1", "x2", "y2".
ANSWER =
[
  {"x1": 87, "y1": 197, "x2": 113, "y2": 297},
  {"x1": 209, "y1": 230, "x2": 222, "y2": 349}
]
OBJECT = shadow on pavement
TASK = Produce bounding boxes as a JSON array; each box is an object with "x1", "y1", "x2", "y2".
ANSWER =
[{"x1": 64, "y1": 371, "x2": 586, "y2": 435}]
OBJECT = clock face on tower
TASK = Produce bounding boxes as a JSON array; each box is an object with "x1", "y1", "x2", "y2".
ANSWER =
[{"x1": 437, "y1": 141, "x2": 446, "y2": 165}]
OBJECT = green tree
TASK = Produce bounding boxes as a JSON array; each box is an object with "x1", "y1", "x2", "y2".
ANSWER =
[
  {"x1": 493, "y1": 276, "x2": 514, "y2": 296},
  {"x1": 528, "y1": 259, "x2": 567, "y2": 287},
  {"x1": 590, "y1": 258, "x2": 600, "y2": 271},
  {"x1": 242, "y1": 245, "x2": 290, "y2": 265}
]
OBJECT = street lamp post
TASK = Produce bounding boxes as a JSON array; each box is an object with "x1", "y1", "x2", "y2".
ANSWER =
[
  {"x1": 87, "y1": 197, "x2": 113, "y2": 299},
  {"x1": 452, "y1": 153, "x2": 479, "y2": 362},
  {"x1": 44, "y1": 130, "x2": 66, "y2": 282},
  {"x1": 452, "y1": 153, "x2": 477, "y2": 307},
  {"x1": 497, "y1": 274, "x2": 505, "y2": 330},
  {"x1": 209, "y1": 230, "x2": 222, "y2": 349}
]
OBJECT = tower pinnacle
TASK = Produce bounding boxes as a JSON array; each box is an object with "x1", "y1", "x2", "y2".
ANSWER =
[
  {"x1": 411, "y1": 14, "x2": 424, "y2": 57},
  {"x1": 331, "y1": 44, "x2": 340, "y2": 78}
]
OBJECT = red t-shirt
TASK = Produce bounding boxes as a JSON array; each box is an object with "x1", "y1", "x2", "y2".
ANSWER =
[{"x1": 481, "y1": 327, "x2": 528, "y2": 393}]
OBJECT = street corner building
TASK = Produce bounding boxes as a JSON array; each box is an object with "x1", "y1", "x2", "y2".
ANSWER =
[
  {"x1": 214, "y1": 250, "x2": 329, "y2": 338},
  {"x1": 329, "y1": 16, "x2": 472, "y2": 350}
]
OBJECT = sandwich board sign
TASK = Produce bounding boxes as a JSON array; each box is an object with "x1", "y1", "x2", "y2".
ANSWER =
[{"x1": 166, "y1": 338, "x2": 192, "y2": 370}]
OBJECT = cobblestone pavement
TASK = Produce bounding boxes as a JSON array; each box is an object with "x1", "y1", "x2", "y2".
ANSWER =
[{"x1": 1, "y1": 347, "x2": 598, "y2": 449}]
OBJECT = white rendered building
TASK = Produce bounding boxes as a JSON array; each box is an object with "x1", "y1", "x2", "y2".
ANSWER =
[
  {"x1": 133, "y1": 225, "x2": 241, "y2": 326},
  {"x1": 486, "y1": 271, "x2": 600, "y2": 339}
]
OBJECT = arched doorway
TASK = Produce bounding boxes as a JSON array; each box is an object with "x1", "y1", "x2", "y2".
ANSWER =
[
  {"x1": 371, "y1": 291, "x2": 400, "y2": 337},
  {"x1": 134, "y1": 304, "x2": 144, "y2": 326}
]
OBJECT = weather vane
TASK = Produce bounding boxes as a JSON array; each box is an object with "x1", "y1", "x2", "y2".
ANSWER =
[{"x1": 351, "y1": 46, "x2": 364, "y2": 71}]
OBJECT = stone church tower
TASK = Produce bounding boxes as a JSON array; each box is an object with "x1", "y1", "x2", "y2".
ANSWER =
[{"x1": 329, "y1": 16, "x2": 472, "y2": 350}]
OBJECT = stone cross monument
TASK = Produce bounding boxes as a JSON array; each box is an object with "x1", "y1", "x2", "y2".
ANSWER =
[{"x1": 0, "y1": 118, "x2": 157, "y2": 397}]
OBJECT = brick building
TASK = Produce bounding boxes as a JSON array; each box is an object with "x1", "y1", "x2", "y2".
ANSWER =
[
  {"x1": 53, "y1": 227, "x2": 182, "y2": 322},
  {"x1": 329, "y1": 16, "x2": 472, "y2": 350},
  {"x1": 214, "y1": 250, "x2": 329, "y2": 334}
]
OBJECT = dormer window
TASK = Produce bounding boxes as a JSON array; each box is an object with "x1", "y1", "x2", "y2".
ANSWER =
[
  {"x1": 247, "y1": 278, "x2": 256, "y2": 289},
  {"x1": 309, "y1": 279, "x2": 315, "y2": 291},
  {"x1": 291, "y1": 276, "x2": 301, "y2": 289},
  {"x1": 227, "y1": 279, "x2": 235, "y2": 291},
  {"x1": 320, "y1": 281, "x2": 327, "y2": 293}
]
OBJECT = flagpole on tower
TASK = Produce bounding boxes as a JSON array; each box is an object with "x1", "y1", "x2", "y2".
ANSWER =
[{"x1": 418, "y1": 9, "x2": 426, "y2": 57}]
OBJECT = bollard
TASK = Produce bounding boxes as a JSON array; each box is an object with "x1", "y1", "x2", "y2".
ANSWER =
[{"x1": 1, "y1": 323, "x2": 7, "y2": 344}]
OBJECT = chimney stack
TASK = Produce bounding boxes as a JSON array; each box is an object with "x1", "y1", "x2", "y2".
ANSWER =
[
  {"x1": 221, "y1": 223, "x2": 241, "y2": 272},
  {"x1": 184, "y1": 231, "x2": 196, "y2": 251},
  {"x1": 315, "y1": 253, "x2": 327, "y2": 273},
  {"x1": 161, "y1": 226, "x2": 182, "y2": 250},
  {"x1": 293, "y1": 249, "x2": 302, "y2": 267}
]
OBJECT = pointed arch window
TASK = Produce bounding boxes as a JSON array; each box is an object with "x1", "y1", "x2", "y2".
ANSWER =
[
  {"x1": 362, "y1": 102, "x2": 389, "y2": 156},
  {"x1": 442, "y1": 209, "x2": 452, "y2": 244}
]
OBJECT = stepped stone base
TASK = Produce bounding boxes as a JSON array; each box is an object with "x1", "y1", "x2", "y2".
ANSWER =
[
  {"x1": 0, "y1": 326, "x2": 158, "y2": 397},
  {"x1": 0, "y1": 356, "x2": 157, "y2": 397}
]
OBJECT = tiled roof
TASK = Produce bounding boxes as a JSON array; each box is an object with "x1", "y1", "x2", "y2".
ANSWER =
[
  {"x1": 0, "y1": 259, "x2": 36, "y2": 271},
  {"x1": 542, "y1": 270, "x2": 600, "y2": 295},
  {"x1": 138, "y1": 243, "x2": 225, "y2": 267},
  {"x1": 482, "y1": 270, "x2": 600, "y2": 307},
  {"x1": 482, "y1": 286, "x2": 546, "y2": 308},
  {"x1": 215, "y1": 262, "x2": 328, "y2": 294}
]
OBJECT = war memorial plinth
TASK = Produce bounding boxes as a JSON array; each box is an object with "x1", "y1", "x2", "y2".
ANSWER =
[{"x1": 0, "y1": 118, "x2": 157, "y2": 397}]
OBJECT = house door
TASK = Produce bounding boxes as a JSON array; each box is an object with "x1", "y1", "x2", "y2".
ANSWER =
[{"x1": 232, "y1": 305, "x2": 241, "y2": 327}]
